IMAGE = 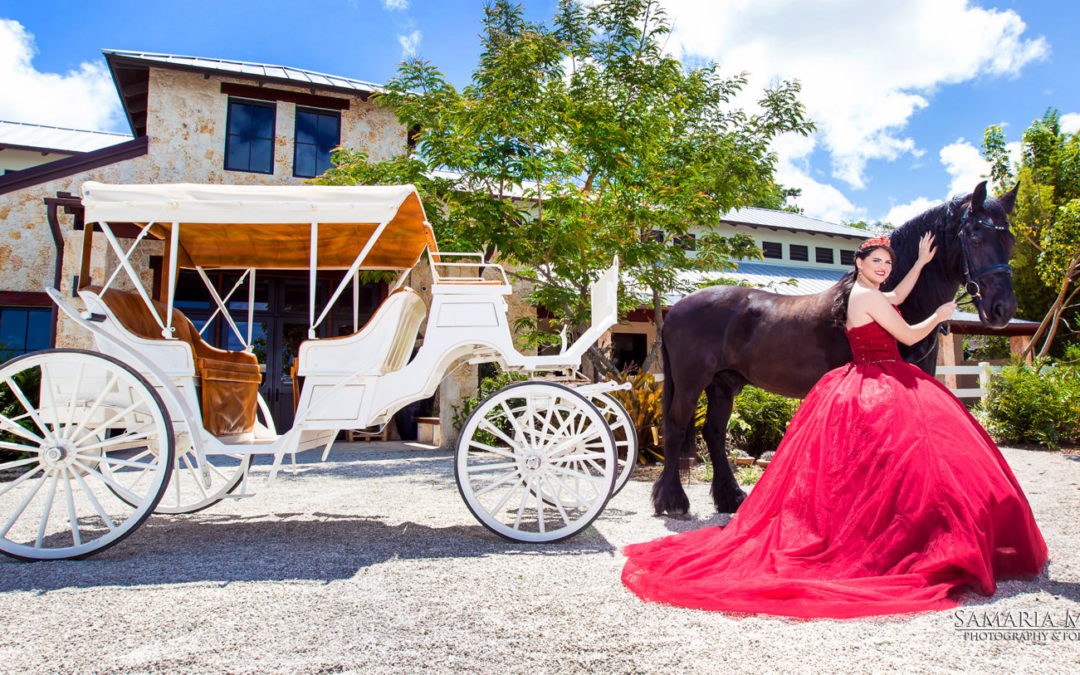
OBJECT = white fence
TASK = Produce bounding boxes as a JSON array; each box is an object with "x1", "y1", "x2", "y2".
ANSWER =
[{"x1": 937, "y1": 362, "x2": 1000, "y2": 400}]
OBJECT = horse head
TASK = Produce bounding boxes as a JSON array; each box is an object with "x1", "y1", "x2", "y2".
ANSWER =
[{"x1": 954, "y1": 181, "x2": 1018, "y2": 329}]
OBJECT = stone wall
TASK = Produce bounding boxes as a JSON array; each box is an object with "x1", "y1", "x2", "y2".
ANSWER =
[{"x1": 0, "y1": 65, "x2": 407, "y2": 349}]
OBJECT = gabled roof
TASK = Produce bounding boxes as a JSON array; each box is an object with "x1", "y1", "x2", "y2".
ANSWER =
[
  {"x1": 0, "y1": 121, "x2": 131, "y2": 154},
  {"x1": 722, "y1": 207, "x2": 869, "y2": 239},
  {"x1": 103, "y1": 50, "x2": 385, "y2": 137}
]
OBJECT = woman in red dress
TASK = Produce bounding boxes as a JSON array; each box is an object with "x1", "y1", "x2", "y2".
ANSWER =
[{"x1": 621, "y1": 235, "x2": 1048, "y2": 618}]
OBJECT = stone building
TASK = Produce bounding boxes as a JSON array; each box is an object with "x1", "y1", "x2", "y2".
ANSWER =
[{"x1": 0, "y1": 50, "x2": 481, "y2": 435}]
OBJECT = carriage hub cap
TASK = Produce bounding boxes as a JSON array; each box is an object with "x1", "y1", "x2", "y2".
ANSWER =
[
  {"x1": 40, "y1": 440, "x2": 74, "y2": 467},
  {"x1": 524, "y1": 455, "x2": 542, "y2": 471}
]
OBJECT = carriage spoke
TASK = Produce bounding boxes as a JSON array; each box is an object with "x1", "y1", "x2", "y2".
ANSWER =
[
  {"x1": 70, "y1": 469, "x2": 117, "y2": 532},
  {"x1": 34, "y1": 471, "x2": 61, "y2": 548},
  {"x1": 548, "y1": 470, "x2": 590, "y2": 506},
  {"x1": 72, "y1": 459, "x2": 141, "y2": 506},
  {"x1": 0, "y1": 465, "x2": 43, "y2": 500},
  {"x1": 0, "y1": 439, "x2": 39, "y2": 454},
  {"x1": 182, "y1": 455, "x2": 211, "y2": 499},
  {"x1": 535, "y1": 480, "x2": 545, "y2": 534},
  {"x1": 466, "y1": 461, "x2": 519, "y2": 473},
  {"x1": 0, "y1": 468, "x2": 51, "y2": 537},
  {"x1": 77, "y1": 400, "x2": 148, "y2": 447},
  {"x1": 95, "y1": 455, "x2": 157, "y2": 471},
  {"x1": 62, "y1": 361, "x2": 87, "y2": 437},
  {"x1": 62, "y1": 373, "x2": 119, "y2": 441},
  {"x1": 478, "y1": 418, "x2": 520, "y2": 449},
  {"x1": 550, "y1": 465, "x2": 606, "y2": 485},
  {"x1": 467, "y1": 439, "x2": 516, "y2": 459},
  {"x1": 75, "y1": 421, "x2": 156, "y2": 451},
  {"x1": 0, "y1": 413, "x2": 44, "y2": 445},
  {"x1": 473, "y1": 469, "x2": 521, "y2": 497},
  {"x1": 62, "y1": 468, "x2": 82, "y2": 547},
  {"x1": 0, "y1": 456, "x2": 38, "y2": 471},
  {"x1": 1, "y1": 377, "x2": 53, "y2": 441},
  {"x1": 512, "y1": 480, "x2": 531, "y2": 531},
  {"x1": 540, "y1": 475, "x2": 571, "y2": 527},
  {"x1": 39, "y1": 363, "x2": 64, "y2": 438},
  {"x1": 490, "y1": 477, "x2": 525, "y2": 519}
]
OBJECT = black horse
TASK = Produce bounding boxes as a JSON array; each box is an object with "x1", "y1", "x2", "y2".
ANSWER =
[{"x1": 653, "y1": 181, "x2": 1019, "y2": 516}]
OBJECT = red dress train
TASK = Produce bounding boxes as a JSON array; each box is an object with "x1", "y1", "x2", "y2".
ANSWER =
[{"x1": 621, "y1": 319, "x2": 1048, "y2": 618}]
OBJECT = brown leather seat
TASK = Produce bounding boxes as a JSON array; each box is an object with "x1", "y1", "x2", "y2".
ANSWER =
[{"x1": 88, "y1": 286, "x2": 263, "y2": 438}]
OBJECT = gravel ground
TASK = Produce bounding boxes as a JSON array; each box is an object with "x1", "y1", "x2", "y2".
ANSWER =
[{"x1": 1, "y1": 443, "x2": 1078, "y2": 674}]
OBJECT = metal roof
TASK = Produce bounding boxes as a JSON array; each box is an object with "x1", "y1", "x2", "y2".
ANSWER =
[
  {"x1": 672, "y1": 260, "x2": 846, "y2": 303},
  {"x1": 0, "y1": 121, "x2": 131, "y2": 154},
  {"x1": 670, "y1": 261, "x2": 1040, "y2": 326},
  {"x1": 722, "y1": 207, "x2": 870, "y2": 239},
  {"x1": 102, "y1": 50, "x2": 385, "y2": 96}
]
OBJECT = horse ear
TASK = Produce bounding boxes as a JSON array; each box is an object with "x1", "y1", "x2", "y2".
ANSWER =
[
  {"x1": 998, "y1": 181, "x2": 1020, "y2": 214},
  {"x1": 970, "y1": 181, "x2": 988, "y2": 214}
]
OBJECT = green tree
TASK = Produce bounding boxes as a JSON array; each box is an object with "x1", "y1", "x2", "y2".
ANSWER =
[
  {"x1": 320, "y1": 0, "x2": 813, "y2": 376},
  {"x1": 983, "y1": 109, "x2": 1080, "y2": 357}
]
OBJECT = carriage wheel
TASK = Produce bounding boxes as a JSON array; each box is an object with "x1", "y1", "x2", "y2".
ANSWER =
[
  {"x1": 0, "y1": 349, "x2": 173, "y2": 560},
  {"x1": 112, "y1": 438, "x2": 250, "y2": 515},
  {"x1": 587, "y1": 392, "x2": 637, "y2": 497},
  {"x1": 455, "y1": 382, "x2": 616, "y2": 543}
]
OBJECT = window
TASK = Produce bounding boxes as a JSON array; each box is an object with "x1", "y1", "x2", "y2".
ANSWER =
[
  {"x1": 643, "y1": 230, "x2": 664, "y2": 243},
  {"x1": 840, "y1": 249, "x2": 855, "y2": 266},
  {"x1": 762, "y1": 241, "x2": 782, "y2": 259},
  {"x1": 225, "y1": 99, "x2": 276, "y2": 174},
  {"x1": 674, "y1": 234, "x2": 696, "y2": 251},
  {"x1": 815, "y1": 247, "x2": 834, "y2": 264},
  {"x1": 789, "y1": 244, "x2": 808, "y2": 261},
  {"x1": 294, "y1": 108, "x2": 341, "y2": 178},
  {"x1": 0, "y1": 308, "x2": 50, "y2": 359}
]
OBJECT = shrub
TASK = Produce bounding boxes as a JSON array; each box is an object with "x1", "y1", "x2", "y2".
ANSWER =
[
  {"x1": 451, "y1": 367, "x2": 529, "y2": 432},
  {"x1": 727, "y1": 386, "x2": 800, "y2": 458},
  {"x1": 609, "y1": 371, "x2": 665, "y2": 463},
  {"x1": 976, "y1": 359, "x2": 1080, "y2": 450}
]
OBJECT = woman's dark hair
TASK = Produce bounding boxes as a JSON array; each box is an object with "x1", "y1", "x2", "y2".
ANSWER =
[{"x1": 831, "y1": 243, "x2": 897, "y2": 327}]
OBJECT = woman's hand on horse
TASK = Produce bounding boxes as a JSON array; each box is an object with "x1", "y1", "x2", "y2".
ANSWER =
[
  {"x1": 917, "y1": 232, "x2": 937, "y2": 266},
  {"x1": 935, "y1": 300, "x2": 958, "y2": 322}
]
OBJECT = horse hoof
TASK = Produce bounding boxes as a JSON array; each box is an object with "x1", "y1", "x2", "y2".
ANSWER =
[
  {"x1": 713, "y1": 487, "x2": 746, "y2": 514},
  {"x1": 651, "y1": 481, "x2": 690, "y2": 516}
]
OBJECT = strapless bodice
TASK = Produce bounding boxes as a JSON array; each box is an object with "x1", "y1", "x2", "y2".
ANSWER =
[{"x1": 845, "y1": 320, "x2": 901, "y2": 364}]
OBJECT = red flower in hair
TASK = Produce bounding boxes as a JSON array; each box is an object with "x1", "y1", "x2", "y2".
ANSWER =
[{"x1": 859, "y1": 235, "x2": 891, "y2": 250}]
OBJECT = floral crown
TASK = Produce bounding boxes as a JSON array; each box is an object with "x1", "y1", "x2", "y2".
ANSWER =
[{"x1": 859, "y1": 235, "x2": 891, "y2": 251}]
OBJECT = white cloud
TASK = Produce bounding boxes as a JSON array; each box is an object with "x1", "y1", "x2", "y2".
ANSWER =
[
  {"x1": 0, "y1": 19, "x2": 123, "y2": 131},
  {"x1": 771, "y1": 133, "x2": 864, "y2": 222},
  {"x1": 666, "y1": 0, "x2": 1048, "y2": 189},
  {"x1": 1061, "y1": 112, "x2": 1080, "y2": 134},
  {"x1": 382, "y1": 0, "x2": 409, "y2": 10},
  {"x1": 398, "y1": 29, "x2": 422, "y2": 58},
  {"x1": 884, "y1": 197, "x2": 937, "y2": 228},
  {"x1": 939, "y1": 138, "x2": 989, "y2": 197}
]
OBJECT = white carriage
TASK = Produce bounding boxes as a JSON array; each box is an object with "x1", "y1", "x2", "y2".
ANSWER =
[{"x1": 0, "y1": 182, "x2": 635, "y2": 560}]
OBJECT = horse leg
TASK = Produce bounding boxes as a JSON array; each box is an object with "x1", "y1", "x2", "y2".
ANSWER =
[
  {"x1": 703, "y1": 378, "x2": 747, "y2": 513},
  {"x1": 650, "y1": 386, "x2": 699, "y2": 516}
]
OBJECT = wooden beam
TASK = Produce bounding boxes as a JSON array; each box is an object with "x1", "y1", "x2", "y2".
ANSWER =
[{"x1": 221, "y1": 82, "x2": 350, "y2": 110}]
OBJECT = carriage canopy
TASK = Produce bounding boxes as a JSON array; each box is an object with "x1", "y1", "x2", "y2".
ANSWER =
[{"x1": 80, "y1": 181, "x2": 437, "y2": 269}]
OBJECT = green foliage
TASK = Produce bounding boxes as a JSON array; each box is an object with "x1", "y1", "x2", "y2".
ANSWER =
[
  {"x1": 982, "y1": 109, "x2": 1080, "y2": 356},
  {"x1": 727, "y1": 386, "x2": 800, "y2": 458},
  {"x1": 322, "y1": 0, "x2": 814, "y2": 376},
  {"x1": 962, "y1": 335, "x2": 1011, "y2": 362},
  {"x1": 0, "y1": 362, "x2": 40, "y2": 463},
  {"x1": 609, "y1": 370, "x2": 664, "y2": 463},
  {"x1": 976, "y1": 359, "x2": 1080, "y2": 450},
  {"x1": 450, "y1": 367, "x2": 530, "y2": 433}
]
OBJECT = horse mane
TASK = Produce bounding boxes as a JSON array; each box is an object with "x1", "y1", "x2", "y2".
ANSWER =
[{"x1": 885, "y1": 194, "x2": 968, "y2": 289}]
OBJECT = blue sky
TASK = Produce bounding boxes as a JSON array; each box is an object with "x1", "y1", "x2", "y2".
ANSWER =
[{"x1": 1, "y1": 1, "x2": 1076, "y2": 225}]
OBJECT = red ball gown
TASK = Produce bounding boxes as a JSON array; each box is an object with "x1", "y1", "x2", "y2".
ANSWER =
[{"x1": 621, "y1": 318, "x2": 1048, "y2": 618}]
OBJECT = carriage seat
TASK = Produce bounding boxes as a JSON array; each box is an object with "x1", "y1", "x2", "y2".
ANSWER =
[
  {"x1": 298, "y1": 287, "x2": 426, "y2": 376},
  {"x1": 84, "y1": 286, "x2": 262, "y2": 438}
]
